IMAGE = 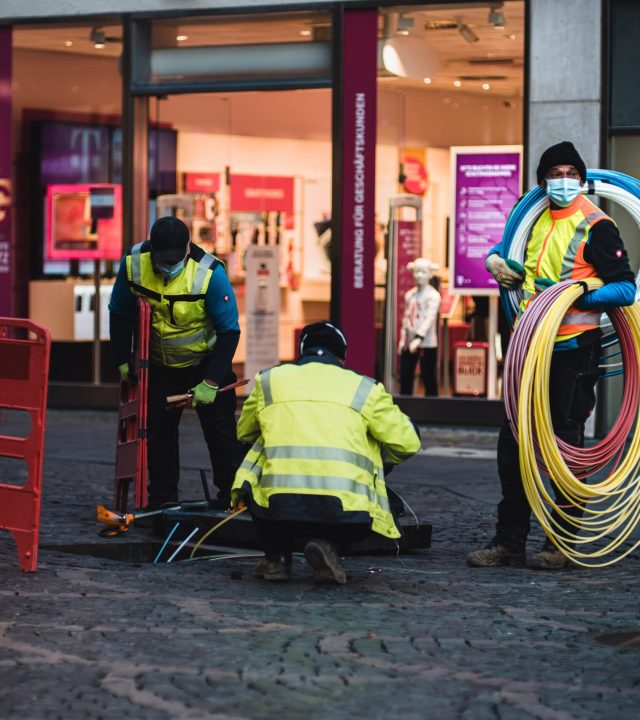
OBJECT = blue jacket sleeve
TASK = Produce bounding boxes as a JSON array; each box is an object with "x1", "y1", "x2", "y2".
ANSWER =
[
  {"x1": 108, "y1": 255, "x2": 137, "y2": 318},
  {"x1": 579, "y1": 280, "x2": 636, "y2": 309},
  {"x1": 204, "y1": 264, "x2": 240, "y2": 332}
]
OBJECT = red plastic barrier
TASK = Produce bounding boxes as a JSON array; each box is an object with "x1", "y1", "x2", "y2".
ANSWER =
[
  {"x1": 113, "y1": 299, "x2": 150, "y2": 512},
  {"x1": 0, "y1": 318, "x2": 51, "y2": 572}
]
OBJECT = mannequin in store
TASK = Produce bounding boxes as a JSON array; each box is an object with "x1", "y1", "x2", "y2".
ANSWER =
[{"x1": 398, "y1": 257, "x2": 441, "y2": 396}]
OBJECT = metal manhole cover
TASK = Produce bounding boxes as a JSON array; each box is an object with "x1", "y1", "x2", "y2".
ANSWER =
[{"x1": 595, "y1": 631, "x2": 640, "y2": 648}]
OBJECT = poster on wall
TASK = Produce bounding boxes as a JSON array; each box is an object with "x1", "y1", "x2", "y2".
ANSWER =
[
  {"x1": 449, "y1": 145, "x2": 522, "y2": 295},
  {"x1": 244, "y1": 245, "x2": 280, "y2": 392},
  {"x1": 45, "y1": 183, "x2": 122, "y2": 260},
  {"x1": 394, "y1": 219, "x2": 422, "y2": 357}
]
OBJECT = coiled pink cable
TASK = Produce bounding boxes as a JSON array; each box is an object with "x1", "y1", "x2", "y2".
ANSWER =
[{"x1": 503, "y1": 280, "x2": 639, "y2": 479}]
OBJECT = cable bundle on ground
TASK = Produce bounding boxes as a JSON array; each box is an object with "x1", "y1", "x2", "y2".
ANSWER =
[{"x1": 505, "y1": 279, "x2": 640, "y2": 567}]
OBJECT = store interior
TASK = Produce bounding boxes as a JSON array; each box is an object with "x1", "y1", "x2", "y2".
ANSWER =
[{"x1": 11, "y1": 2, "x2": 524, "y2": 391}]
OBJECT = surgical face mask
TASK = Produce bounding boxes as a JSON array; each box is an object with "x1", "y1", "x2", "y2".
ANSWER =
[
  {"x1": 155, "y1": 259, "x2": 186, "y2": 280},
  {"x1": 545, "y1": 178, "x2": 582, "y2": 207}
]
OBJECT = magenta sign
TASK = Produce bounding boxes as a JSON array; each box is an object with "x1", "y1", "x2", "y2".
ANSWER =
[
  {"x1": 451, "y1": 150, "x2": 521, "y2": 294},
  {"x1": 338, "y1": 9, "x2": 377, "y2": 376},
  {"x1": 395, "y1": 220, "x2": 421, "y2": 353},
  {"x1": 0, "y1": 28, "x2": 11, "y2": 317}
]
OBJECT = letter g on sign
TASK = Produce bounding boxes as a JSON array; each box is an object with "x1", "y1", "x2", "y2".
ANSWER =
[{"x1": 0, "y1": 179, "x2": 11, "y2": 224}]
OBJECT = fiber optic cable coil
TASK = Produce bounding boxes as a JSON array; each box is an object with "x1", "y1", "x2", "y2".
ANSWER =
[{"x1": 501, "y1": 170, "x2": 640, "y2": 566}]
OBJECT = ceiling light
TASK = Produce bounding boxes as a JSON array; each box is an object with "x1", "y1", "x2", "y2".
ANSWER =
[
  {"x1": 488, "y1": 2, "x2": 505, "y2": 29},
  {"x1": 423, "y1": 77, "x2": 432, "y2": 85},
  {"x1": 454, "y1": 80, "x2": 462, "y2": 87},
  {"x1": 89, "y1": 26, "x2": 122, "y2": 48},
  {"x1": 65, "y1": 40, "x2": 73, "y2": 47},
  {"x1": 509, "y1": 34, "x2": 517, "y2": 40},
  {"x1": 397, "y1": 14, "x2": 415, "y2": 34},
  {"x1": 381, "y1": 36, "x2": 439, "y2": 81},
  {"x1": 299, "y1": 29, "x2": 312, "y2": 37},
  {"x1": 176, "y1": 34, "x2": 189, "y2": 42},
  {"x1": 458, "y1": 23, "x2": 479, "y2": 44},
  {"x1": 482, "y1": 82, "x2": 490, "y2": 90}
]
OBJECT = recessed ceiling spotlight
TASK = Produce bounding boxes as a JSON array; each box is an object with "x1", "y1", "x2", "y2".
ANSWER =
[
  {"x1": 94, "y1": 42, "x2": 105, "y2": 49},
  {"x1": 176, "y1": 34, "x2": 189, "y2": 42},
  {"x1": 398, "y1": 30, "x2": 410, "y2": 36},
  {"x1": 509, "y1": 34, "x2": 517, "y2": 40},
  {"x1": 65, "y1": 40, "x2": 74, "y2": 47},
  {"x1": 482, "y1": 83, "x2": 490, "y2": 90},
  {"x1": 423, "y1": 77, "x2": 432, "y2": 85},
  {"x1": 299, "y1": 29, "x2": 312, "y2": 37},
  {"x1": 488, "y1": 1, "x2": 505, "y2": 29},
  {"x1": 454, "y1": 80, "x2": 462, "y2": 87}
]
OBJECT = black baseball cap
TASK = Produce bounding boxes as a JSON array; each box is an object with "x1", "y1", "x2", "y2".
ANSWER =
[{"x1": 149, "y1": 217, "x2": 190, "y2": 264}]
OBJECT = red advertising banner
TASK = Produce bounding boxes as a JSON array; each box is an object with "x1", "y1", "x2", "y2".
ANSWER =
[
  {"x1": 183, "y1": 172, "x2": 220, "y2": 194},
  {"x1": 230, "y1": 174, "x2": 294, "y2": 213},
  {"x1": 0, "y1": 28, "x2": 11, "y2": 317},
  {"x1": 45, "y1": 183, "x2": 122, "y2": 260},
  {"x1": 395, "y1": 220, "x2": 422, "y2": 354},
  {"x1": 339, "y1": 9, "x2": 378, "y2": 376}
]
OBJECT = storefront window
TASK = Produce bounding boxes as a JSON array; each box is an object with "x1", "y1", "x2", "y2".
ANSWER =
[{"x1": 376, "y1": 2, "x2": 524, "y2": 398}]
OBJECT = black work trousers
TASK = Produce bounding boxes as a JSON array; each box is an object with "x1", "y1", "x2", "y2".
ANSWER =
[
  {"x1": 146, "y1": 360, "x2": 242, "y2": 508},
  {"x1": 399, "y1": 348, "x2": 439, "y2": 395},
  {"x1": 252, "y1": 517, "x2": 372, "y2": 560},
  {"x1": 495, "y1": 341, "x2": 601, "y2": 551}
]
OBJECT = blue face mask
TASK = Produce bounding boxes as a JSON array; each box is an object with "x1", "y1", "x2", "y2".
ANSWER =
[
  {"x1": 155, "y1": 259, "x2": 186, "y2": 280},
  {"x1": 546, "y1": 178, "x2": 581, "y2": 207}
]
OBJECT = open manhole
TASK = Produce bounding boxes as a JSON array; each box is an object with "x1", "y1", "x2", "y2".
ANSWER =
[
  {"x1": 42, "y1": 541, "x2": 163, "y2": 564},
  {"x1": 595, "y1": 631, "x2": 640, "y2": 649}
]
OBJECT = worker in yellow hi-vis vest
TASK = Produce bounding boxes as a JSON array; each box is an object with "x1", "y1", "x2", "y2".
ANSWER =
[{"x1": 231, "y1": 321, "x2": 421, "y2": 585}]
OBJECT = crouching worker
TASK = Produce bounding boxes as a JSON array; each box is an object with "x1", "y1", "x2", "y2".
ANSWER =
[{"x1": 231, "y1": 321, "x2": 421, "y2": 585}]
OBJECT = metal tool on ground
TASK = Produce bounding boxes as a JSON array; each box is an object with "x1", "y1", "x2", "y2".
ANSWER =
[
  {"x1": 96, "y1": 500, "x2": 209, "y2": 536},
  {"x1": 165, "y1": 377, "x2": 250, "y2": 407}
]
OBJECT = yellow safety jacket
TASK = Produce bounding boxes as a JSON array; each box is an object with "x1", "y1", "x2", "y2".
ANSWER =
[
  {"x1": 231, "y1": 359, "x2": 421, "y2": 539},
  {"x1": 126, "y1": 241, "x2": 220, "y2": 368},
  {"x1": 519, "y1": 195, "x2": 609, "y2": 341}
]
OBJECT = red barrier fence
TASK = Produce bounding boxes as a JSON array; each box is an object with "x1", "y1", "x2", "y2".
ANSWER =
[
  {"x1": 113, "y1": 299, "x2": 150, "y2": 511},
  {"x1": 0, "y1": 318, "x2": 51, "y2": 572}
]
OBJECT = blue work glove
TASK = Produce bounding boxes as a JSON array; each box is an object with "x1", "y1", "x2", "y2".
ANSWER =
[
  {"x1": 534, "y1": 277, "x2": 556, "y2": 294},
  {"x1": 576, "y1": 279, "x2": 636, "y2": 310},
  {"x1": 191, "y1": 379, "x2": 219, "y2": 408},
  {"x1": 117, "y1": 362, "x2": 132, "y2": 383}
]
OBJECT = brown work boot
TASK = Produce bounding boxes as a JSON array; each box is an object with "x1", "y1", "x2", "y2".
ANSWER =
[
  {"x1": 253, "y1": 556, "x2": 292, "y2": 581},
  {"x1": 467, "y1": 542, "x2": 525, "y2": 567},
  {"x1": 303, "y1": 539, "x2": 347, "y2": 585},
  {"x1": 530, "y1": 543, "x2": 571, "y2": 570}
]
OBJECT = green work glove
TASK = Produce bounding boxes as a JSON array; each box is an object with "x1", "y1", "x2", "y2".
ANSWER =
[
  {"x1": 505, "y1": 258, "x2": 525, "y2": 276},
  {"x1": 191, "y1": 379, "x2": 218, "y2": 408},
  {"x1": 534, "y1": 277, "x2": 556, "y2": 293},
  {"x1": 117, "y1": 362, "x2": 131, "y2": 383}
]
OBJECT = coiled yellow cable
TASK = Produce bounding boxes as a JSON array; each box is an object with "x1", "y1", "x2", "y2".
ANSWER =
[{"x1": 518, "y1": 279, "x2": 640, "y2": 567}]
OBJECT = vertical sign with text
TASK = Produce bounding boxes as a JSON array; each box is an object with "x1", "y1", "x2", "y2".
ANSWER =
[
  {"x1": 339, "y1": 10, "x2": 377, "y2": 376},
  {"x1": 450, "y1": 146, "x2": 522, "y2": 295},
  {"x1": 244, "y1": 245, "x2": 280, "y2": 392},
  {"x1": 395, "y1": 220, "x2": 422, "y2": 358},
  {"x1": 0, "y1": 28, "x2": 11, "y2": 317}
]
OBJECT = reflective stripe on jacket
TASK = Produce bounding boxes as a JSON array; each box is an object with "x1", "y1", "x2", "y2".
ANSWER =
[
  {"x1": 126, "y1": 241, "x2": 220, "y2": 368},
  {"x1": 519, "y1": 195, "x2": 608, "y2": 340},
  {"x1": 231, "y1": 361, "x2": 421, "y2": 539}
]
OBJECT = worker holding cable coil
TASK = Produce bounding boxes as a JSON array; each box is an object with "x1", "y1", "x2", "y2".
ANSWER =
[{"x1": 467, "y1": 141, "x2": 636, "y2": 570}]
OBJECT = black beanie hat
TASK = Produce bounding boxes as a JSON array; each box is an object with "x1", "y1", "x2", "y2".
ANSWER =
[
  {"x1": 299, "y1": 321, "x2": 347, "y2": 359},
  {"x1": 536, "y1": 141, "x2": 587, "y2": 184},
  {"x1": 150, "y1": 216, "x2": 190, "y2": 251}
]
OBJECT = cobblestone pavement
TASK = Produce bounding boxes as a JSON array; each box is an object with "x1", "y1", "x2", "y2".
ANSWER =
[{"x1": 1, "y1": 409, "x2": 640, "y2": 719}]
